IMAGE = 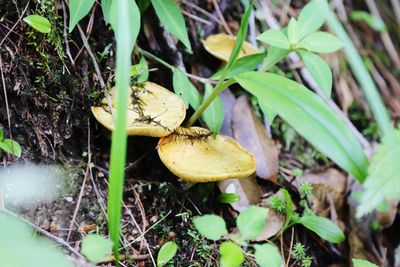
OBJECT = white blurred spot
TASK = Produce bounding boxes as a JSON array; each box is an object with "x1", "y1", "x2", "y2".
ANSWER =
[{"x1": 0, "y1": 163, "x2": 67, "y2": 208}]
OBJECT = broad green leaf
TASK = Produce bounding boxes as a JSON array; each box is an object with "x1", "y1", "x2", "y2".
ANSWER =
[
  {"x1": 68, "y1": 0, "x2": 95, "y2": 32},
  {"x1": 357, "y1": 129, "x2": 400, "y2": 217},
  {"x1": 298, "y1": 215, "x2": 345, "y2": 243},
  {"x1": 201, "y1": 83, "x2": 224, "y2": 136},
  {"x1": 352, "y1": 259, "x2": 379, "y2": 267},
  {"x1": 193, "y1": 214, "x2": 228, "y2": 241},
  {"x1": 81, "y1": 234, "x2": 113, "y2": 263},
  {"x1": 288, "y1": 18, "x2": 300, "y2": 45},
  {"x1": 297, "y1": 0, "x2": 328, "y2": 38},
  {"x1": 0, "y1": 212, "x2": 73, "y2": 267},
  {"x1": 212, "y1": 53, "x2": 267, "y2": 79},
  {"x1": 298, "y1": 50, "x2": 332, "y2": 98},
  {"x1": 298, "y1": 32, "x2": 343, "y2": 53},
  {"x1": 157, "y1": 241, "x2": 178, "y2": 267},
  {"x1": 262, "y1": 46, "x2": 289, "y2": 70},
  {"x1": 234, "y1": 72, "x2": 368, "y2": 181},
  {"x1": 0, "y1": 129, "x2": 3, "y2": 141},
  {"x1": 254, "y1": 244, "x2": 283, "y2": 267},
  {"x1": 109, "y1": 0, "x2": 140, "y2": 53},
  {"x1": 350, "y1": 11, "x2": 386, "y2": 32},
  {"x1": 101, "y1": 0, "x2": 111, "y2": 24},
  {"x1": 23, "y1": 15, "x2": 51, "y2": 33},
  {"x1": 236, "y1": 206, "x2": 269, "y2": 240},
  {"x1": 219, "y1": 242, "x2": 244, "y2": 267},
  {"x1": 0, "y1": 139, "x2": 21, "y2": 157},
  {"x1": 151, "y1": 0, "x2": 192, "y2": 53},
  {"x1": 172, "y1": 68, "x2": 202, "y2": 110},
  {"x1": 257, "y1": 29, "x2": 290, "y2": 49},
  {"x1": 217, "y1": 193, "x2": 241, "y2": 204}
]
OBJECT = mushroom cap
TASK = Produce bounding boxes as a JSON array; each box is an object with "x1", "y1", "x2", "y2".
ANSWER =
[
  {"x1": 91, "y1": 82, "x2": 186, "y2": 137},
  {"x1": 203, "y1": 33, "x2": 259, "y2": 62},
  {"x1": 157, "y1": 127, "x2": 256, "y2": 182}
]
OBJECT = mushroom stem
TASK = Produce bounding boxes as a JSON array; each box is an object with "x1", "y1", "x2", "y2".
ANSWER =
[{"x1": 186, "y1": 78, "x2": 235, "y2": 127}]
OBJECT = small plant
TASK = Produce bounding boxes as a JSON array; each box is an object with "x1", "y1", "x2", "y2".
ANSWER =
[
  {"x1": 292, "y1": 242, "x2": 313, "y2": 267},
  {"x1": 193, "y1": 192, "x2": 344, "y2": 266},
  {"x1": 157, "y1": 241, "x2": 178, "y2": 267},
  {"x1": 0, "y1": 129, "x2": 21, "y2": 157}
]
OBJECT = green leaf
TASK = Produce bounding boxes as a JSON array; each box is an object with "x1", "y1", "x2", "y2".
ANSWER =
[
  {"x1": 81, "y1": 234, "x2": 113, "y2": 263},
  {"x1": 101, "y1": 0, "x2": 111, "y2": 25},
  {"x1": 236, "y1": 206, "x2": 269, "y2": 240},
  {"x1": 352, "y1": 259, "x2": 379, "y2": 267},
  {"x1": 23, "y1": 15, "x2": 51, "y2": 33},
  {"x1": 219, "y1": 242, "x2": 244, "y2": 267},
  {"x1": 254, "y1": 244, "x2": 283, "y2": 267},
  {"x1": 107, "y1": 0, "x2": 136, "y2": 260},
  {"x1": 298, "y1": 50, "x2": 332, "y2": 98},
  {"x1": 193, "y1": 214, "x2": 228, "y2": 241},
  {"x1": 109, "y1": 0, "x2": 140, "y2": 53},
  {"x1": 157, "y1": 241, "x2": 178, "y2": 267},
  {"x1": 357, "y1": 129, "x2": 400, "y2": 217},
  {"x1": 137, "y1": 0, "x2": 152, "y2": 13},
  {"x1": 212, "y1": 53, "x2": 267, "y2": 79},
  {"x1": 263, "y1": 46, "x2": 289, "y2": 70},
  {"x1": 298, "y1": 215, "x2": 345, "y2": 243},
  {"x1": 280, "y1": 188, "x2": 295, "y2": 227},
  {"x1": 350, "y1": 11, "x2": 386, "y2": 32},
  {"x1": 298, "y1": 32, "x2": 343, "y2": 53},
  {"x1": 258, "y1": 99, "x2": 278, "y2": 124},
  {"x1": 172, "y1": 68, "x2": 202, "y2": 110},
  {"x1": 151, "y1": 0, "x2": 192, "y2": 53},
  {"x1": 130, "y1": 57, "x2": 149, "y2": 83},
  {"x1": 0, "y1": 212, "x2": 73, "y2": 267},
  {"x1": 288, "y1": 18, "x2": 300, "y2": 45},
  {"x1": 0, "y1": 139, "x2": 21, "y2": 157},
  {"x1": 68, "y1": 0, "x2": 95, "y2": 32},
  {"x1": 234, "y1": 72, "x2": 368, "y2": 181},
  {"x1": 217, "y1": 193, "x2": 241, "y2": 204},
  {"x1": 0, "y1": 129, "x2": 3, "y2": 141},
  {"x1": 297, "y1": 0, "x2": 328, "y2": 38},
  {"x1": 201, "y1": 83, "x2": 224, "y2": 136},
  {"x1": 257, "y1": 29, "x2": 290, "y2": 49},
  {"x1": 225, "y1": 3, "x2": 253, "y2": 71}
]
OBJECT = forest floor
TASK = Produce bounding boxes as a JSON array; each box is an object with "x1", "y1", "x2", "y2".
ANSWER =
[{"x1": 1, "y1": 0, "x2": 400, "y2": 266}]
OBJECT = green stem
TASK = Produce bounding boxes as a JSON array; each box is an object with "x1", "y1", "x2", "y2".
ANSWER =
[
  {"x1": 186, "y1": 78, "x2": 235, "y2": 127},
  {"x1": 137, "y1": 47, "x2": 175, "y2": 71}
]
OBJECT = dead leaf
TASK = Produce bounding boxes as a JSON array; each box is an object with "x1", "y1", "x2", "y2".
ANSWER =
[
  {"x1": 295, "y1": 168, "x2": 347, "y2": 216},
  {"x1": 232, "y1": 95, "x2": 279, "y2": 182},
  {"x1": 219, "y1": 88, "x2": 236, "y2": 136},
  {"x1": 218, "y1": 176, "x2": 262, "y2": 212}
]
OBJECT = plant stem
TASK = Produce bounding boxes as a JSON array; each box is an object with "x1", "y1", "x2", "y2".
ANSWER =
[{"x1": 186, "y1": 78, "x2": 235, "y2": 127}]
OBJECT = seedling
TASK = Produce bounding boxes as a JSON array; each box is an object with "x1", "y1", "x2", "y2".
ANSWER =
[{"x1": 0, "y1": 129, "x2": 21, "y2": 158}]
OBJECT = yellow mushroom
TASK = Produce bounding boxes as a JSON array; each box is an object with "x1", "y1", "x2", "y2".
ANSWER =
[
  {"x1": 157, "y1": 127, "x2": 256, "y2": 182},
  {"x1": 203, "y1": 33, "x2": 259, "y2": 62},
  {"x1": 91, "y1": 82, "x2": 186, "y2": 137}
]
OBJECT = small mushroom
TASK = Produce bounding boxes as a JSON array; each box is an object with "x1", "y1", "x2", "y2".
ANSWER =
[
  {"x1": 203, "y1": 33, "x2": 259, "y2": 62},
  {"x1": 91, "y1": 82, "x2": 186, "y2": 137},
  {"x1": 157, "y1": 127, "x2": 256, "y2": 182}
]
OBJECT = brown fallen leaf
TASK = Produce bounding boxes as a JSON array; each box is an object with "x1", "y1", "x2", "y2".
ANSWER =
[
  {"x1": 232, "y1": 95, "x2": 279, "y2": 182},
  {"x1": 219, "y1": 88, "x2": 236, "y2": 137},
  {"x1": 218, "y1": 176, "x2": 263, "y2": 212}
]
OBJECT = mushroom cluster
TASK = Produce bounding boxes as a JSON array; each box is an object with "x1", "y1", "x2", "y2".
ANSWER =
[{"x1": 92, "y1": 81, "x2": 256, "y2": 182}]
